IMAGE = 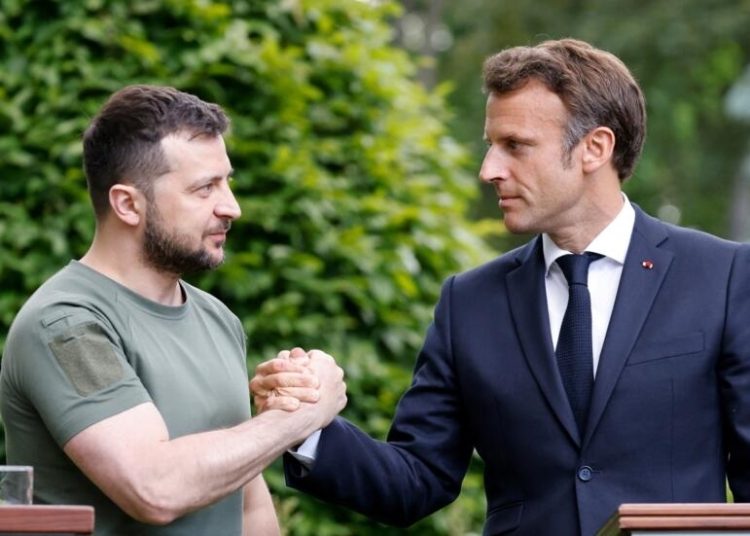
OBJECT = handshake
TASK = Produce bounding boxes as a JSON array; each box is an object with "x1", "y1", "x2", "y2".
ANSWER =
[{"x1": 250, "y1": 348, "x2": 348, "y2": 430}]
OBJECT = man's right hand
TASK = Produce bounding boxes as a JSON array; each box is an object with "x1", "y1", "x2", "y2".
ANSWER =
[{"x1": 303, "y1": 349, "x2": 347, "y2": 429}]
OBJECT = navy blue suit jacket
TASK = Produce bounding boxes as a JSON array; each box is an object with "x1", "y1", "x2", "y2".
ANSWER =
[{"x1": 286, "y1": 207, "x2": 750, "y2": 535}]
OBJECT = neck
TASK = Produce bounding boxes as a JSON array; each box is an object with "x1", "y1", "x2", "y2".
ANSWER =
[
  {"x1": 81, "y1": 230, "x2": 184, "y2": 306},
  {"x1": 549, "y1": 184, "x2": 624, "y2": 254}
]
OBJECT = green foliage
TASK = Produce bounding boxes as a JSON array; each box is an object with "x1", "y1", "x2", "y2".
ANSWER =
[{"x1": 0, "y1": 0, "x2": 493, "y2": 533}]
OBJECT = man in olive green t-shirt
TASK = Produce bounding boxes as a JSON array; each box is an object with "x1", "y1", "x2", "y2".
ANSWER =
[{"x1": 0, "y1": 85, "x2": 347, "y2": 535}]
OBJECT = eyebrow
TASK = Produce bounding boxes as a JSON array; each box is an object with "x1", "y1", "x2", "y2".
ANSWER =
[
  {"x1": 484, "y1": 131, "x2": 536, "y2": 144},
  {"x1": 210, "y1": 168, "x2": 235, "y2": 181}
]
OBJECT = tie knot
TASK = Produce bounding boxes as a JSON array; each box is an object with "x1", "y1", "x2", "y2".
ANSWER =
[{"x1": 556, "y1": 252, "x2": 602, "y2": 286}]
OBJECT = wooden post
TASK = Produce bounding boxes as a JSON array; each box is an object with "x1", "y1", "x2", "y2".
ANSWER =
[
  {"x1": 0, "y1": 505, "x2": 94, "y2": 535},
  {"x1": 598, "y1": 504, "x2": 750, "y2": 535}
]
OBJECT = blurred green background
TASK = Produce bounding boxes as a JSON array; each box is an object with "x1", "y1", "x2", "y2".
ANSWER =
[{"x1": 1, "y1": 0, "x2": 749, "y2": 534}]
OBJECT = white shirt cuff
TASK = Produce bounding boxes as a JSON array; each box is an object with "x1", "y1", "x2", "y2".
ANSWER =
[{"x1": 289, "y1": 429, "x2": 321, "y2": 468}]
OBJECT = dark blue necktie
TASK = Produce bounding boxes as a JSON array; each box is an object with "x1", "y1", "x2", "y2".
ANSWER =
[{"x1": 556, "y1": 252, "x2": 602, "y2": 434}]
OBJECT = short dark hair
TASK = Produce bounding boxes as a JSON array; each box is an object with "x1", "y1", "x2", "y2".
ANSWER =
[
  {"x1": 82, "y1": 85, "x2": 229, "y2": 218},
  {"x1": 483, "y1": 38, "x2": 646, "y2": 180}
]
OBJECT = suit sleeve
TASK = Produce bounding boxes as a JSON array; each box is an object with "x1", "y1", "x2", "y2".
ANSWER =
[
  {"x1": 720, "y1": 244, "x2": 750, "y2": 501},
  {"x1": 284, "y1": 276, "x2": 474, "y2": 526}
]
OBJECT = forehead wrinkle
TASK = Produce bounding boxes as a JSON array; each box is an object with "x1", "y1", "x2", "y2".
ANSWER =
[{"x1": 486, "y1": 93, "x2": 567, "y2": 141}]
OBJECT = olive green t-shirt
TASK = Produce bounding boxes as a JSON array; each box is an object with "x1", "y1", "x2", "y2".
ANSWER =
[{"x1": 0, "y1": 261, "x2": 250, "y2": 535}]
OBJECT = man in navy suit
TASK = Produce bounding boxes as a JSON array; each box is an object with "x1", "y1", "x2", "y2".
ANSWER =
[{"x1": 250, "y1": 38, "x2": 750, "y2": 535}]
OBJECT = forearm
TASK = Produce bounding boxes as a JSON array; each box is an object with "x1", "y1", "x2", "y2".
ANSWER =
[
  {"x1": 66, "y1": 404, "x2": 321, "y2": 525},
  {"x1": 153, "y1": 409, "x2": 314, "y2": 517}
]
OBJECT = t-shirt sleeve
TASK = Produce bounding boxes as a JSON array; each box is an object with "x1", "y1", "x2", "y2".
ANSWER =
[{"x1": 12, "y1": 304, "x2": 151, "y2": 446}]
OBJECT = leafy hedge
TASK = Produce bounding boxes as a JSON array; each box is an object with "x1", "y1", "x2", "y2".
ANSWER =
[{"x1": 0, "y1": 0, "x2": 494, "y2": 533}]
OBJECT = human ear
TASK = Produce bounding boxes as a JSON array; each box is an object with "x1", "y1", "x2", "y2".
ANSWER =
[
  {"x1": 108, "y1": 184, "x2": 145, "y2": 227},
  {"x1": 581, "y1": 126, "x2": 615, "y2": 174}
]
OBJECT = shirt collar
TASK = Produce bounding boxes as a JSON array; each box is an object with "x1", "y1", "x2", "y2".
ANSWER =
[{"x1": 542, "y1": 193, "x2": 635, "y2": 275}]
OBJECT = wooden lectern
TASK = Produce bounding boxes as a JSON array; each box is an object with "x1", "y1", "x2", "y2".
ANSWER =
[
  {"x1": 0, "y1": 505, "x2": 94, "y2": 535},
  {"x1": 598, "y1": 503, "x2": 750, "y2": 535}
]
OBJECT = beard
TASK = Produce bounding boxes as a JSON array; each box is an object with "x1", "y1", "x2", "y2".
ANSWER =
[{"x1": 142, "y1": 204, "x2": 229, "y2": 276}]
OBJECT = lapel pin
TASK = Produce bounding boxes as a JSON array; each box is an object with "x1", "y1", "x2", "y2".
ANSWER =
[{"x1": 641, "y1": 260, "x2": 654, "y2": 270}]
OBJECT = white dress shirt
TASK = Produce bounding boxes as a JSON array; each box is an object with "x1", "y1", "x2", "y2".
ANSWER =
[{"x1": 543, "y1": 196, "x2": 635, "y2": 375}]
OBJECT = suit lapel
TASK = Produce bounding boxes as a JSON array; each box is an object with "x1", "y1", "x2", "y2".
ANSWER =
[
  {"x1": 507, "y1": 238, "x2": 581, "y2": 445},
  {"x1": 583, "y1": 207, "x2": 673, "y2": 445}
]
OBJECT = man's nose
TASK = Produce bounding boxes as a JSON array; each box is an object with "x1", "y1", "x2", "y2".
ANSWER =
[
  {"x1": 478, "y1": 146, "x2": 506, "y2": 184},
  {"x1": 216, "y1": 186, "x2": 242, "y2": 221}
]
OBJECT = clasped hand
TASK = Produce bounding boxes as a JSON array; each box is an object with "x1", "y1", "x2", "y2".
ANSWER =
[{"x1": 250, "y1": 348, "x2": 347, "y2": 426}]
